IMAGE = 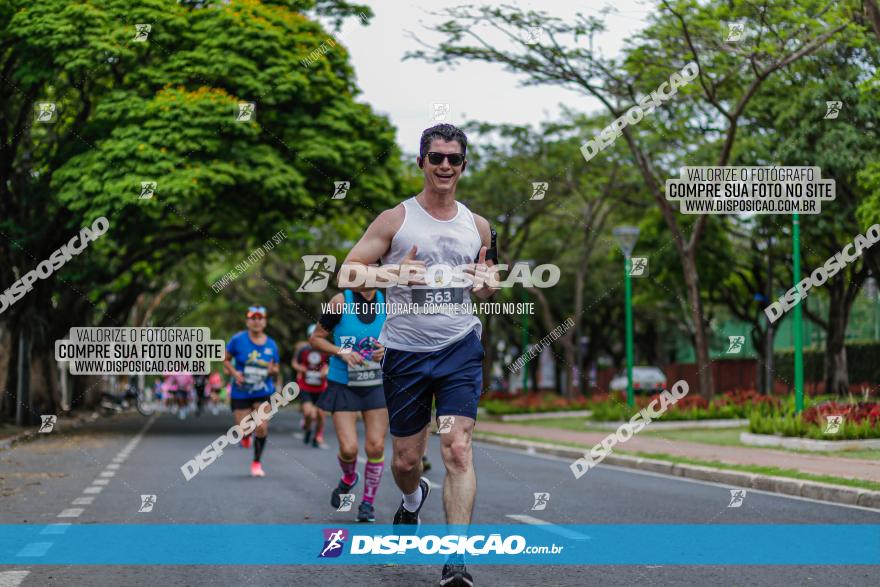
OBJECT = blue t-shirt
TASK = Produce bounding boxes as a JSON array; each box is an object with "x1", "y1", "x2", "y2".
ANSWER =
[
  {"x1": 226, "y1": 331, "x2": 280, "y2": 399},
  {"x1": 326, "y1": 290, "x2": 385, "y2": 385}
]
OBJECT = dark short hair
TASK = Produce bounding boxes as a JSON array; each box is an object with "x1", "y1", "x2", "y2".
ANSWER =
[{"x1": 419, "y1": 124, "x2": 467, "y2": 159}]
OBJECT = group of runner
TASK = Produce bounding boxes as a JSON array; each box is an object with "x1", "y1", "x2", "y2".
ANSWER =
[
  {"x1": 156, "y1": 371, "x2": 224, "y2": 418},
  {"x1": 220, "y1": 124, "x2": 495, "y2": 586}
]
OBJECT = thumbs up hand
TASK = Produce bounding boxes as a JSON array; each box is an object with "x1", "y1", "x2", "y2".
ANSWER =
[
  {"x1": 396, "y1": 245, "x2": 427, "y2": 286},
  {"x1": 463, "y1": 246, "x2": 501, "y2": 298}
]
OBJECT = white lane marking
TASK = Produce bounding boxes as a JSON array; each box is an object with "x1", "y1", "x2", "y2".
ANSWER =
[
  {"x1": 505, "y1": 514, "x2": 591, "y2": 540},
  {"x1": 477, "y1": 440, "x2": 880, "y2": 514},
  {"x1": 83, "y1": 486, "x2": 103, "y2": 494},
  {"x1": 16, "y1": 542, "x2": 53, "y2": 557},
  {"x1": 57, "y1": 508, "x2": 84, "y2": 518},
  {"x1": 0, "y1": 571, "x2": 30, "y2": 586},
  {"x1": 106, "y1": 463, "x2": 120, "y2": 469},
  {"x1": 91, "y1": 479, "x2": 110, "y2": 486},
  {"x1": 99, "y1": 471, "x2": 115, "y2": 477},
  {"x1": 72, "y1": 496, "x2": 94, "y2": 505},
  {"x1": 40, "y1": 523, "x2": 71, "y2": 535}
]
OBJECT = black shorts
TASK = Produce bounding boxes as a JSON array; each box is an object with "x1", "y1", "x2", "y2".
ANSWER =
[
  {"x1": 300, "y1": 391, "x2": 323, "y2": 405},
  {"x1": 230, "y1": 396, "x2": 271, "y2": 411},
  {"x1": 317, "y1": 380, "x2": 386, "y2": 413},
  {"x1": 382, "y1": 330, "x2": 484, "y2": 437}
]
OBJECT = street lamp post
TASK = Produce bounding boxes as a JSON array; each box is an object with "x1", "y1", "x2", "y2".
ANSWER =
[
  {"x1": 613, "y1": 226, "x2": 640, "y2": 408},
  {"x1": 792, "y1": 214, "x2": 804, "y2": 413}
]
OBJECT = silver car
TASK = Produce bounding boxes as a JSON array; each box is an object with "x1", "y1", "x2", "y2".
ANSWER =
[{"x1": 609, "y1": 366, "x2": 667, "y2": 394}]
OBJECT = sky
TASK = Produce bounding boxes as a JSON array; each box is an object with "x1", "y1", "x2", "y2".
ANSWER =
[{"x1": 329, "y1": 0, "x2": 655, "y2": 155}]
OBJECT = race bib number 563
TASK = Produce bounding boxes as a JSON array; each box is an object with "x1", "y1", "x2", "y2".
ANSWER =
[{"x1": 412, "y1": 287, "x2": 464, "y2": 305}]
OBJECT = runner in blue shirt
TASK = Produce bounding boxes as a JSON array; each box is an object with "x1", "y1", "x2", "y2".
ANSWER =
[
  {"x1": 310, "y1": 288, "x2": 388, "y2": 522},
  {"x1": 223, "y1": 305, "x2": 280, "y2": 478}
]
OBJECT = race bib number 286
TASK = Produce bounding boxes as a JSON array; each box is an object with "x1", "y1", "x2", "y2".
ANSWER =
[{"x1": 348, "y1": 360, "x2": 382, "y2": 387}]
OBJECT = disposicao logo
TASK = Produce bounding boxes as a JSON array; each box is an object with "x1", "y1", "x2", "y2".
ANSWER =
[{"x1": 319, "y1": 528, "x2": 348, "y2": 558}]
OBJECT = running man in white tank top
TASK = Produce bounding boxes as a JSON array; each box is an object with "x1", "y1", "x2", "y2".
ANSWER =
[{"x1": 339, "y1": 124, "x2": 499, "y2": 587}]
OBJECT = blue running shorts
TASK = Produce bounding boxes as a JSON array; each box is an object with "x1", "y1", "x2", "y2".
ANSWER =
[{"x1": 381, "y1": 329, "x2": 484, "y2": 437}]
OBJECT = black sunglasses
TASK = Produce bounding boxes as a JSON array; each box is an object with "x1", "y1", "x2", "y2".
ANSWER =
[{"x1": 424, "y1": 152, "x2": 465, "y2": 166}]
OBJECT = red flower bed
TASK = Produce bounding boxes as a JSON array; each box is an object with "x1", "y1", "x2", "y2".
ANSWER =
[
  {"x1": 481, "y1": 391, "x2": 517, "y2": 402},
  {"x1": 481, "y1": 392, "x2": 591, "y2": 412},
  {"x1": 802, "y1": 401, "x2": 880, "y2": 426},
  {"x1": 715, "y1": 388, "x2": 781, "y2": 409}
]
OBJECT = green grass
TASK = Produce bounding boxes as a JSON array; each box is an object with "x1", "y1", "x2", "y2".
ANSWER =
[
  {"x1": 474, "y1": 430, "x2": 591, "y2": 450},
  {"x1": 628, "y1": 451, "x2": 880, "y2": 492},
  {"x1": 514, "y1": 416, "x2": 606, "y2": 433},
  {"x1": 474, "y1": 430, "x2": 880, "y2": 492},
  {"x1": 641, "y1": 427, "x2": 747, "y2": 446},
  {"x1": 509, "y1": 418, "x2": 880, "y2": 461}
]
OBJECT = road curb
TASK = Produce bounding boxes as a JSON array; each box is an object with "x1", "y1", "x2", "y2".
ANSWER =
[
  {"x1": 473, "y1": 432, "x2": 880, "y2": 510},
  {"x1": 741, "y1": 431, "x2": 880, "y2": 452},
  {"x1": 0, "y1": 412, "x2": 102, "y2": 452}
]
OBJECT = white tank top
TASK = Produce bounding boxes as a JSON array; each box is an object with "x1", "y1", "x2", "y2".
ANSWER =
[{"x1": 378, "y1": 197, "x2": 483, "y2": 351}]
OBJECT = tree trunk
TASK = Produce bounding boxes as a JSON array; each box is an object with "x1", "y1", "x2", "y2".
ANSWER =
[
  {"x1": 866, "y1": 0, "x2": 880, "y2": 42},
  {"x1": 681, "y1": 248, "x2": 715, "y2": 399},
  {"x1": 751, "y1": 329, "x2": 766, "y2": 393},
  {"x1": 764, "y1": 322, "x2": 775, "y2": 394},
  {"x1": 572, "y1": 265, "x2": 585, "y2": 398},
  {"x1": 32, "y1": 346, "x2": 59, "y2": 416},
  {"x1": 0, "y1": 323, "x2": 10, "y2": 419},
  {"x1": 563, "y1": 337, "x2": 577, "y2": 398},
  {"x1": 482, "y1": 315, "x2": 493, "y2": 393},
  {"x1": 15, "y1": 331, "x2": 30, "y2": 426},
  {"x1": 824, "y1": 302, "x2": 849, "y2": 396}
]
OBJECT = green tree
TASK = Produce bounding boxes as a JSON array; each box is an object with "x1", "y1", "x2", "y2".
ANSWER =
[
  {"x1": 0, "y1": 0, "x2": 400, "y2": 420},
  {"x1": 406, "y1": 0, "x2": 859, "y2": 398},
  {"x1": 460, "y1": 116, "x2": 645, "y2": 395}
]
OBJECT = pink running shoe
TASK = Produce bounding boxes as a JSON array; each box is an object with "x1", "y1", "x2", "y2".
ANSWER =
[{"x1": 251, "y1": 461, "x2": 265, "y2": 477}]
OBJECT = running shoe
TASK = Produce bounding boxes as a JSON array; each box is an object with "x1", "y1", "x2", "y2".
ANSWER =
[
  {"x1": 330, "y1": 472, "x2": 360, "y2": 509},
  {"x1": 311, "y1": 437, "x2": 321, "y2": 448},
  {"x1": 422, "y1": 455, "x2": 432, "y2": 472},
  {"x1": 241, "y1": 435, "x2": 251, "y2": 449},
  {"x1": 439, "y1": 556, "x2": 473, "y2": 587},
  {"x1": 356, "y1": 502, "x2": 375, "y2": 523},
  {"x1": 393, "y1": 477, "x2": 430, "y2": 526},
  {"x1": 250, "y1": 461, "x2": 265, "y2": 477}
]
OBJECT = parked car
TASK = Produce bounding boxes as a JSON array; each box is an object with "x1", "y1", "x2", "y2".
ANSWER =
[{"x1": 609, "y1": 366, "x2": 667, "y2": 394}]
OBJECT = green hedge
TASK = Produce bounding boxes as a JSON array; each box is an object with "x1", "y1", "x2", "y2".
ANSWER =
[
  {"x1": 749, "y1": 412, "x2": 880, "y2": 440},
  {"x1": 481, "y1": 398, "x2": 591, "y2": 416},
  {"x1": 774, "y1": 339, "x2": 880, "y2": 386},
  {"x1": 588, "y1": 401, "x2": 769, "y2": 422}
]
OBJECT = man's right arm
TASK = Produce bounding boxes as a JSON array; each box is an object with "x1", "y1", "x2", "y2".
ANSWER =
[{"x1": 338, "y1": 207, "x2": 403, "y2": 292}]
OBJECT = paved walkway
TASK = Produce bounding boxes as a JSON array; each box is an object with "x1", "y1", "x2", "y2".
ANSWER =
[{"x1": 477, "y1": 421, "x2": 880, "y2": 483}]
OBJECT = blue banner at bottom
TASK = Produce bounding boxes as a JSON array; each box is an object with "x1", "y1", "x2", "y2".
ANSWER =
[{"x1": 1, "y1": 524, "x2": 878, "y2": 565}]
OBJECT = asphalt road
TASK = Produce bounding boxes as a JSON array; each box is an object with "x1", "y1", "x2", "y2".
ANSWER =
[{"x1": 1, "y1": 408, "x2": 878, "y2": 586}]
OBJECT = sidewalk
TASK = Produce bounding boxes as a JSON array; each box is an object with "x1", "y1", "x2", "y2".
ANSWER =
[{"x1": 477, "y1": 421, "x2": 880, "y2": 483}]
